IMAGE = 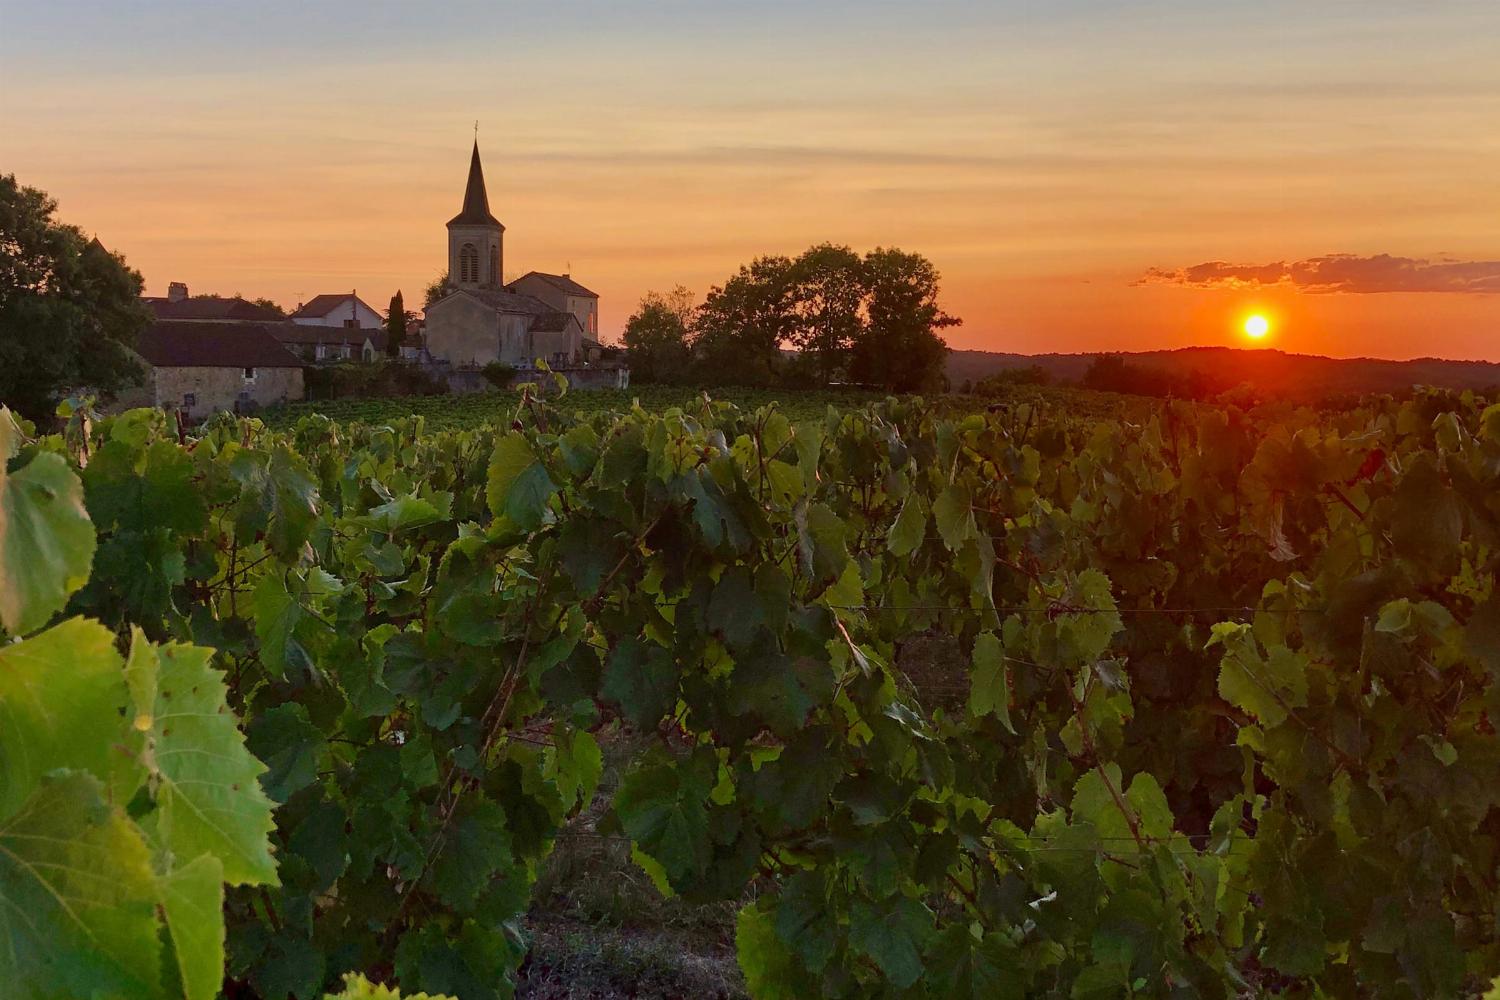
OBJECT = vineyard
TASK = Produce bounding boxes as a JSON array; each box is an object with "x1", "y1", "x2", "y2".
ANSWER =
[
  {"x1": 261, "y1": 386, "x2": 897, "y2": 433},
  {"x1": 3, "y1": 385, "x2": 1500, "y2": 999}
]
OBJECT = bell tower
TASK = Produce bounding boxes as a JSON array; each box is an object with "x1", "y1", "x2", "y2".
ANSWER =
[{"x1": 447, "y1": 141, "x2": 504, "y2": 288}]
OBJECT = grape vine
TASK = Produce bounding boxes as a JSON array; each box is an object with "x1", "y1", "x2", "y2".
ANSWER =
[{"x1": 2, "y1": 386, "x2": 1499, "y2": 998}]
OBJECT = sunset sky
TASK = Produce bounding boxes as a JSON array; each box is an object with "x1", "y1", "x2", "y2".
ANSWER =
[{"x1": 4, "y1": 1, "x2": 1499, "y2": 360}]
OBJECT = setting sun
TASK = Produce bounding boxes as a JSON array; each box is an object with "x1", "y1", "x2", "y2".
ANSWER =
[{"x1": 1243, "y1": 314, "x2": 1271, "y2": 340}]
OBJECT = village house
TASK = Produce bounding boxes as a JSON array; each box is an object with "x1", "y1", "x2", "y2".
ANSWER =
[
  {"x1": 120, "y1": 321, "x2": 304, "y2": 420},
  {"x1": 291, "y1": 292, "x2": 384, "y2": 330},
  {"x1": 271, "y1": 324, "x2": 379, "y2": 363},
  {"x1": 507, "y1": 271, "x2": 600, "y2": 340},
  {"x1": 424, "y1": 143, "x2": 628, "y2": 388},
  {"x1": 142, "y1": 283, "x2": 283, "y2": 323}
]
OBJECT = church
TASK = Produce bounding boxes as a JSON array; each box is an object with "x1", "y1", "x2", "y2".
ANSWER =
[{"x1": 425, "y1": 142, "x2": 624, "y2": 386}]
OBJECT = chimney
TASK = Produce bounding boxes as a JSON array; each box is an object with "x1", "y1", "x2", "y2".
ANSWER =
[{"x1": 167, "y1": 282, "x2": 189, "y2": 303}]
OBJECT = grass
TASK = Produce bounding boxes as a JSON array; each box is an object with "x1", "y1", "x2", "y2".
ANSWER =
[{"x1": 517, "y1": 726, "x2": 748, "y2": 1000}]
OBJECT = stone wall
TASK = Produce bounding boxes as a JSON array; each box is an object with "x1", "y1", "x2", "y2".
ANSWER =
[
  {"x1": 426, "y1": 294, "x2": 501, "y2": 366},
  {"x1": 512, "y1": 366, "x2": 630, "y2": 391},
  {"x1": 151, "y1": 365, "x2": 304, "y2": 421}
]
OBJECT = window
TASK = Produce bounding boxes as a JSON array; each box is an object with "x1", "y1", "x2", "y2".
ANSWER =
[
  {"x1": 489, "y1": 243, "x2": 499, "y2": 283},
  {"x1": 182, "y1": 393, "x2": 196, "y2": 409},
  {"x1": 343, "y1": 318, "x2": 358, "y2": 328},
  {"x1": 459, "y1": 243, "x2": 478, "y2": 284},
  {"x1": 243, "y1": 367, "x2": 257, "y2": 381}
]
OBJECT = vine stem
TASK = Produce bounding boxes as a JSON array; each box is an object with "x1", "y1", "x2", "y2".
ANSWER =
[
  {"x1": 1062, "y1": 670, "x2": 1147, "y2": 852},
  {"x1": 383, "y1": 565, "x2": 554, "y2": 947}
]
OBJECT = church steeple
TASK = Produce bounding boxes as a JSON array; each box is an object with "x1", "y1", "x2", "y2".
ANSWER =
[
  {"x1": 447, "y1": 141, "x2": 504, "y2": 288},
  {"x1": 448, "y1": 141, "x2": 503, "y2": 228}
]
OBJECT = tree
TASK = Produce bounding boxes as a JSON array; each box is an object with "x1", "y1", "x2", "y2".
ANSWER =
[
  {"x1": 787, "y1": 243, "x2": 865, "y2": 385},
  {"x1": 0, "y1": 174, "x2": 149, "y2": 420},
  {"x1": 847, "y1": 247, "x2": 958, "y2": 393},
  {"x1": 386, "y1": 290, "x2": 407, "y2": 357},
  {"x1": 692, "y1": 256, "x2": 798, "y2": 385},
  {"x1": 621, "y1": 286, "x2": 694, "y2": 384},
  {"x1": 423, "y1": 271, "x2": 451, "y2": 309},
  {"x1": 251, "y1": 296, "x2": 286, "y2": 318}
]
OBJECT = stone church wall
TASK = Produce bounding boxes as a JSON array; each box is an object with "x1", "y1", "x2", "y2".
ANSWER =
[{"x1": 426, "y1": 295, "x2": 501, "y2": 366}]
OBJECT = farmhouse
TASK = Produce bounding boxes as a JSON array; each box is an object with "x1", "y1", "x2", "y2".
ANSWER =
[
  {"x1": 291, "y1": 292, "x2": 384, "y2": 330},
  {"x1": 508, "y1": 271, "x2": 599, "y2": 340},
  {"x1": 142, "y1": 284, "x2": 283, "y2": 323},
  {"x1": 125, "y1": 321, "x2": 304, "y2": 420},
  {"x1": 271, "y1": 324, "x2": 379, "y2": 363},
  {"x1": 424, "y1": 143, "x2": 627, "y2": 388}
]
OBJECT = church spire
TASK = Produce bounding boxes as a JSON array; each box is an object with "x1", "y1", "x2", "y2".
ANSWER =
[{"x1": 448, "y1": 140, "x2": 503, "y2": 228}]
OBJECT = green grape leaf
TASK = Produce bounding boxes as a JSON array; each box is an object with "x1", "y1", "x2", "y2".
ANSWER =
[
  {"x1": 427, "y1": 797, "x2": 513, "y2": 912},
  {"x1": 229, "y1": 447, "x2": 320, "y2": 561},
  {"x1": 929, "y1": 924, "x2": 1025, "y2": 1000},
  {"x1": 247, "y1": 703, "x2": 328, "y2": 804},
  {"x1": 0, "y1": 450, "x2": 96, "y2": 635},
  {"x1": 548, "y1": 727, "x2": 603, "y2": 812},
  {"x1": 1071, "y1": 764, "x2": 1134, "y2": 842},
  {"x1": 736, "y1": 903, "x2": 812, "y2": 1000},
  {"x1": 773, "y1": 871, "x2": 838, "y2": 973},
  {"x1": 932, "y1": 484, "x2": 975, "y2": 551},
  {"x1": 486, "y1": 432, "x2": 555, "y2": 530},
  {"x1": 968, "y1": 631, "x2": 1015, "y2": 734},
  {"x1": 353, "y1": 492, "x2": 453, "y2": 533},
  {"x1": 1058, "y1": 569, "x2": 1122, "y2": 663},
  {"x1": 159, "y1": 853, "x2": 226, "y2": 1000},
  {"x1": 251, "y1": 931, "x2": 327, "y2": 1000},
  {"x1": 0, "y1": 617, "x2": 126, "y2": 818},
  {"x1": 252, "y1": 570, "x2": 304, "y2": 679},
  {"x1": 1125, "y1": 772, "x2": 1174, "y2": 840},
  {"x1": 127, "y1": 632, "x2": 279, "y2": 885},
  {"x1": 614, "y1": 756, "x2": 713, "y2": 888},
  {"x1": 1214, "y1": 628, "x2": 1307, "y2": 729},
  {"x1": 886, "y1": 493, "x2": 927, "y2": 557},
  {"x1": 848, "y1": 895, "x2": 932, "y2": 989},
  {"x1": 602, "y1": 637, "x2": 677, "y2": 729},
  {"x1": 0, "y1": 772, "x2": 164, "y2": 999}
]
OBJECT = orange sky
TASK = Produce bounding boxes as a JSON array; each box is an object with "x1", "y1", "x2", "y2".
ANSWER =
[{"x1": 4, "y1": 2, "x2": 1500, "y2": 360}]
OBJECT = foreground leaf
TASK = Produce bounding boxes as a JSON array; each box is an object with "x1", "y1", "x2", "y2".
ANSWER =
[
  {"x1": 0, "y1": 449, "x2": 96, "y2": 635},
  {"x1": 0, "y1": 772, "x2": 164, "y2": 999}
]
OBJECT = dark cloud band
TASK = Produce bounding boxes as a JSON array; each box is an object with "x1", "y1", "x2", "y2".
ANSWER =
[{"x1": 1140, "y1": 254, "x2": 1500, "y2": 293}]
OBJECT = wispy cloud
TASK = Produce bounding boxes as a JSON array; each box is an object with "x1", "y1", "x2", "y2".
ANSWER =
[{"x1": 1140, "y1": 254, "x2": 1500, "y2": 293}]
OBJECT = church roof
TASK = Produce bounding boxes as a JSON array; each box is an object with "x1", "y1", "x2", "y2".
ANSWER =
[
  {"x1": 510, "y1": 271, "x2": 599, "y2": 298},
  {"x1": 437, "y1": 286, "x2": 555, "y2": 316},
  {"x1": 447, "y1": 141, "x2": 503, "y2": 229},
  {"x1": 136, "y1": 322, "x2": 304, "y2": 369}
]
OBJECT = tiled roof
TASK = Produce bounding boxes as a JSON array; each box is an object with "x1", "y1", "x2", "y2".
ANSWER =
[
  {"x1": 447, "y1": 141, "x2": 503, "y2": 228},
  {"x1": 529, "y1": 312, "x2": 577, "y2": 333},
  {"x1": 136, "y1": 322, "x2": 304, "y2": 368},
  {"x1": 291, "y1": 293, "x2": 375, "y2": 319},
  {"x1": 511, "y1": 271, "x2": 598, "y2": 298},
  {"x1": 268, "y1": 325, "x2": 371, "y2": 347},
  {"x1": 438, "y1": 287, "x2": 556, "y2": 316},
  {"x1": 145, "y1": 297, "x2": 283, "y2": 322}
]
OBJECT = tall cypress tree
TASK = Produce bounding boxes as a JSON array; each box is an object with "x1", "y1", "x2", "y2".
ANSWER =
[{"x1": 385, "y1": 290, "x2": 407, "y2": 357}]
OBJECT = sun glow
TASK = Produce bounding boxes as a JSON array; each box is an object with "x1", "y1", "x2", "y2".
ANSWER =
[{"x1": 1243, "y1": 314, "x2": 1271, "y2": 340}]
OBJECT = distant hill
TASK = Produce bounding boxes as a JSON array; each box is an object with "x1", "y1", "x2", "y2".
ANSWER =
[{"x1": 947, "y1": 346, "x2": 1500, "y2": 398}]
